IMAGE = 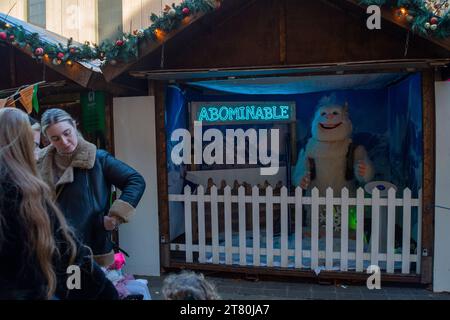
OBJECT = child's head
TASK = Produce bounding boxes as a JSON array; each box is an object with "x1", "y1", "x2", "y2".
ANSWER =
[{"x1": 162, "y1": 271, "x2": 220, "y2": 300}]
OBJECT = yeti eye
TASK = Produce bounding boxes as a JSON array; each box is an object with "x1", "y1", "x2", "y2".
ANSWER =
[
  {"x1": 332, "y1": 111, "x2": 339, "y2": 115},
  {"x1": 321, "y1": 112, "x2": 326, "y2": 116}
]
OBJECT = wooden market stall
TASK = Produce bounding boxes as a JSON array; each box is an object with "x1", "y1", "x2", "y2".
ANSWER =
[{"x1": 101, "y1": 0, "x2": 450, "y2": 285}]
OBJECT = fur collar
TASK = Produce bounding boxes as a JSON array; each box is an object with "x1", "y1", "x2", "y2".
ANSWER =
[{"x1": 37, "y1": 138, "x2": 97, "y2": 191}]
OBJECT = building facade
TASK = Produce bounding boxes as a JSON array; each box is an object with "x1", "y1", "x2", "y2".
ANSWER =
[{"x1": 0, "y1": 0, "x2": 182, "y2": 43}]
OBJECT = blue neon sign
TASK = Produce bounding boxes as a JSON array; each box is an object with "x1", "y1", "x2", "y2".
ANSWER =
[{"x1": 192, "y1": 102, "x2": 296, "y2": 125}]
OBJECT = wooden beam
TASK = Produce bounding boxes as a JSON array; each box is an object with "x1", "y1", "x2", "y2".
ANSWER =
[
  {"x1": 87, "y1": 72, "x2": 145, "y2": 96},
  {"x1": 8, "y1": 45, "x2": 95, "y2": 88},
  {"x1": 421, "y1": 69, "x2": 436, "y2": 285},
  {"x1": 102, "y1": 12, "x2": 209, "y2": 82},
  {"x1": 129, "y1": 58, "x2": 450, "y2": 81},
  {"x1": 153, "y1": 80, "x2": 171, "y2": 270}
]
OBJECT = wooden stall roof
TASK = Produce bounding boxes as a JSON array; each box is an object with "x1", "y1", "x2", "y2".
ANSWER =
[
  {"x1": 102, "y1": 0, "x2": 450, "y2": 83},
  {"x1": 0, "y1": 13, "x2": 144, "y2": 96}
]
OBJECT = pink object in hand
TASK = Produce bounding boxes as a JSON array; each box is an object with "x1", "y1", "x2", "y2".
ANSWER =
[{"x1": 110, "y1": 252, "x2": 126, "y2": 270}]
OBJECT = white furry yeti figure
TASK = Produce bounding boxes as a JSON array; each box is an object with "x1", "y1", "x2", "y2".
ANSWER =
[
  {"x1": 293, "y1": 96, "x2": 374, "y2": 196},
  {"x1": 292, "y1": 96, "x2": 374, "y2": 233}
]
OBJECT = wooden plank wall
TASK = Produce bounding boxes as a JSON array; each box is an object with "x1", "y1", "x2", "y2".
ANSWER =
[
  {"x1": 122, "y1": 0, "x2": 183, "y2": 33},
  {"x1": 156, "y1": 0, "x2": 448, "y2": 71},
  {"x1": 0, "y1": 0, "x2": 27, "y2": 20},
  {"x1": 46, "y1": 0, "x2": 97, "y2": 44}
]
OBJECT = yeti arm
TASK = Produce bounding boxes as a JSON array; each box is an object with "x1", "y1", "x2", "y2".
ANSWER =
[
  {"x1": 292, "y1": 148, "x2": 309, "y2": 187},
  {"x1": 353, "y1": 145, "x2": 374, "y2": 183}
]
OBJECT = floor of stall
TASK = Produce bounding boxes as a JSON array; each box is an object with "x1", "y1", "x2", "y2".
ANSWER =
[{"x1": 141, "y1": 274, "x2": 450, "y2": 300}]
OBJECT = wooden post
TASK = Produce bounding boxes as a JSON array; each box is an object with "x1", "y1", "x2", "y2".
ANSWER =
[
  {"x1": 151, "y1": 80, "x2": 171, "y2": 270},
  {"x1": 421, "y1": 70, "x2": 436, "y2": 285},
  {"x1": 279, "y1": 0, "x2": 287, "y2": 65},
  {"x1": 104, "y1": 93, "x2": 115, "y2": 154},
  {"x1": 106, "y1": 92, "x2": 118, "y2": 245},
  {"x1": 9, "y1": 47, "x2": 16, "y2": 88}
]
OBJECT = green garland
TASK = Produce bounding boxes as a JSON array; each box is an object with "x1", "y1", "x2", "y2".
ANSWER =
[
  {"x1": 360, "y1": 0, "x2": 450, "y2": 38},
  {"x1": 0, "y1": 0, "x2": 220, "y2": 66}
]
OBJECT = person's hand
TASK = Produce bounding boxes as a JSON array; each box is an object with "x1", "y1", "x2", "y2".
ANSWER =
[
  {"x1": 104, "y1": 216, "x2": 119, "y2": 231},
  {"x1": 300, "y1": 172, "x2": 311, "y2": 190},
  {"x1": 356, "y1": 160, "x2": 368, "y2": 178}
]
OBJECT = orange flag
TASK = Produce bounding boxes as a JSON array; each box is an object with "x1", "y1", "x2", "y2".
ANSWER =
[
  {"x1": 19, "y1": 85, "x2": 35, "y2": 114},
  {"x1": 5, "y1": 98, "x2": 15, "y2": 107}
]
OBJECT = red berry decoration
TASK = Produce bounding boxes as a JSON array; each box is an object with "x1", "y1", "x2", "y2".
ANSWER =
[
  {"x1": 70, "y1": 48, "x2": 77, "y2": 54},
  {"x1": 0, "y1": 32, "x2": 7, "y2": 40},
  {"x1": 182, "y1": 7, "x2": 190, "y2": 15},
  {"x1": 34, "y1": 47, "x2": 44, "y2": 56},
  {"x1": 116, "y1": 39, "x2": 124, "y2": 46},
  {"x1": 9, "y1": 35, "x2": 14, "y2": 41},
  {"x1": 57, "y1": 52, "x2": 65, "y2": 59},
  {"x1": 430, "y1": 17, "x2": 438, "y2": 25}
]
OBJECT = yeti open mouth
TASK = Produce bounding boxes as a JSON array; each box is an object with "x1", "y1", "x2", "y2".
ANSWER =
[{"x1": 320, "y1": 122, "x2": 343, "y2": 129}]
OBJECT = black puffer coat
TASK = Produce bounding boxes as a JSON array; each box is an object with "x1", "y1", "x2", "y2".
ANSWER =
[{"x1": 37, "y1": 139, "x2": 146, "y2": 266}]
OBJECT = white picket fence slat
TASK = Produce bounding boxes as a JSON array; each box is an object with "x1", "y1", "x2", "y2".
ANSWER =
[
  {"x1": 170, "y1": 186, "x2": 422, "y2": 275},
  {"x1": 238, "y1": 187, "x2": 246, "y2": 266},
  {"x1": 340, "y1": 188, "x2": 349, "y2": 272},
  {"x1": 386, "y1": 188, "x2": 396, "y2": 273},
  {"x1": 224, "y1": 186, "x2": 232, "y2": 265},
  {"x1": 325, "y1": 188, "x2": 334, "y2": 270},
  {"x1": 356, "y1": 188, "x2": 364, "y2": 272},
  {"x1": 211, "y1": 186, "x2": 219, "y2": 264},
  {"x1": 266, "y1": 186, "x2": 274, "y2": 268},
  {"x1": 295, "y1": 187, "x2": 303, "y2": 269},
  {"x1": 184, "y1": 185, "x2": 193, "y2": 263},
  {"x1": 252, "y1": 186, "x2": 261, "y2": 267},
  {"x1": 197, "y1": 186, "x2": 206, "y2": 263},
  {"x1": 281, "y1": 187, "x2": 289, "y2": 268},
  {"x1": 311, "y1": 188, "x2": 319, "y2": 270},
  {"x1": 402, "y1": 188, "x2": 412, "y2": 274}
]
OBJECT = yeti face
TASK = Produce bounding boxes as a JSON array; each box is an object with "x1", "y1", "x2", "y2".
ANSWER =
[{"x1": 311, "y1": 105, "x2": 352, "y2": 142}]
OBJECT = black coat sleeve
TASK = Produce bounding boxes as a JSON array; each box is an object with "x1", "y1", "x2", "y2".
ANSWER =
[{"x1": 98, "y1": 150, "x2": 146, "y2": 208}]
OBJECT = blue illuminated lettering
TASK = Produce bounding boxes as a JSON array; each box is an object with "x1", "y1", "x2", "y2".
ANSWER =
[
  {"x1": 255, "y1": 107, "x2": 264, "y2": 119},
  {"x1": 209, "y1": 107, "x2": 219, "y2": 121},
  {"x1": 197, "y1": 104, "x2": 291, "y2": 123},
  {"x1": 219, "y1": 106, "x2": 229, "y2": 121},
  {"x1": 246, "y1": 106, "x2": 255, "y2": 120},
  {"x1": 264, "y1": 107, "x2": 273, "y2": 120},
  {"x1": 280, "y1": 106, "x2": 289, "y2": 119},
  {"x1": 198, "y1": 107, "x2": 210, "y2": 122}
]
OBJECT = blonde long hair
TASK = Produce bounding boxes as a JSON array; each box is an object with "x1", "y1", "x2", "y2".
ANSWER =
[{"x1": 0, "y1": 108, "x2": 77, "y2": 299}]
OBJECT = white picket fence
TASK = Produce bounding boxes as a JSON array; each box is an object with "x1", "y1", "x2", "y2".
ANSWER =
[{"x1": 169, "y1": 186, "x2": 422, "y2": 275}]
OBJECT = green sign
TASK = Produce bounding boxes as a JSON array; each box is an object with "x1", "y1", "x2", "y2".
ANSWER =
[
  {"x1": 81, "y1": 91, "x2": 106, "y2": 134},
  {"x1": 191, "y1": 101, "x2": 296, "y2": 125}
]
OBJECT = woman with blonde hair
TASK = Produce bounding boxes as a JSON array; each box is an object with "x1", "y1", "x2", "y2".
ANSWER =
[
  {"x1": 38, "y1": 108, "x2": 145, "y2": 268},
  {"x1": 0, "y1": 108, "x2": 118, "y2": 300}
]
